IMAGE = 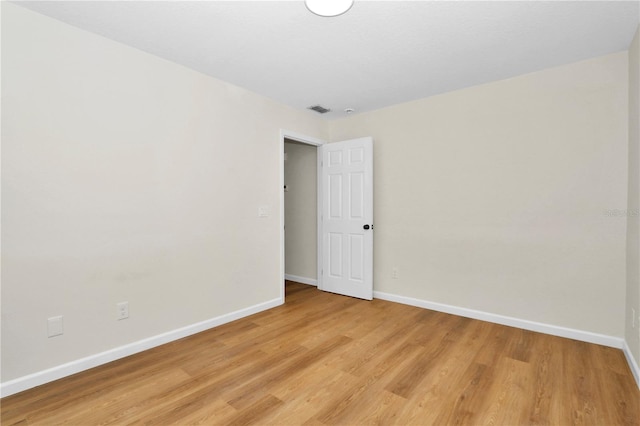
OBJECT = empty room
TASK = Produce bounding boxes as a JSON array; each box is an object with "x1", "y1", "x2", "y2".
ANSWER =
[{"x1": 2, "y1": 0, "x2": 640, "y2": 424}]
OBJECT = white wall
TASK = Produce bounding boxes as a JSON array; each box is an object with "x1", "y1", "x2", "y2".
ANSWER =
[
  {"x1": 1, "y1": 3, "x2": 327, "y2": 383},
  {"x1": 626, "y1": 25, "x2": 640, "y2": 371},
  {"x1": 330, "y1": 52, "x2": 629, "y2": 338},
  {"x1": 284, "y1": 140, "x2": 317, "y2": 281}
]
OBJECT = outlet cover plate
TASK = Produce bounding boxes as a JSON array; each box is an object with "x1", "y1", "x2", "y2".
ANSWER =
[
  {"x1": 48, "y1": 316, "x2": 64, "y2": 337},
  {"x1": 117, "y1": 302, "x2": 129, "y2": 320}
]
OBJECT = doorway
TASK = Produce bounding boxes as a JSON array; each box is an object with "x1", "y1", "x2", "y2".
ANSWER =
[
  {"x1": 279, "y1": 131, "x2": 324, "y2": 302},
  {"x1": 284, "y1": 139, "x2": 318, "y2": 285}
]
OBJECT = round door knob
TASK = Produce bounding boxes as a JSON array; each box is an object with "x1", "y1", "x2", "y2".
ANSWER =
[{"x1": 363, "y1": 224, "x2": 370, "y2": 230}]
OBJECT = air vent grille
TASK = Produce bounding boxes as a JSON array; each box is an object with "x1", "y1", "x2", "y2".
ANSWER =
[{"x1": 308, "y1": 105, "x2": 331, "y2": 114}]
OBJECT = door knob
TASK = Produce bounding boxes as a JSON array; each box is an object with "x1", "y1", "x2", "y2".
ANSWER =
[{"x1": 363, "y1": 224, "x2": 370, "y2": 230}]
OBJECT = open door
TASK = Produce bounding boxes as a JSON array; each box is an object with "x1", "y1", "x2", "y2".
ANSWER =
[{"x1": 319, "y1": 137, "x2": 373, "y2": 300}]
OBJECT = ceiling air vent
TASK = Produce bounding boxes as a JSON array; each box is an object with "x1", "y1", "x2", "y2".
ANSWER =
[{"x1": 308, "y1": 105, "x2": 331, "y2": 114}]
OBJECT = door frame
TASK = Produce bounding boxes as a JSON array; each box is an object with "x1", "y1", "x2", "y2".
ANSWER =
[{"x1": 279, "y1": 130, "x2": 326, "y2": 302}]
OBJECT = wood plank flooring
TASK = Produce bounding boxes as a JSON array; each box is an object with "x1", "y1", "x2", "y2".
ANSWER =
[{"x1": 2, "y1": 281, "x2": 639, "y2": 425}]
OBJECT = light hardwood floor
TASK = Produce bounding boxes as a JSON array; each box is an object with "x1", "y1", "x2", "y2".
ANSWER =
[{"x1": 2, "y1": 281, "x2": 639, "y2": 425}]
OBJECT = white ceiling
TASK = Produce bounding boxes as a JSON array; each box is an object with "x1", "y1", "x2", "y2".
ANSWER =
[{"x1": 14, "y1": 0, "x2": 640, "y2": 119}]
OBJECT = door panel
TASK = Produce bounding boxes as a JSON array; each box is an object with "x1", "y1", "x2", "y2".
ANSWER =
[
  {"x1": 329, "y1": 232, "x2": 343, "y2": 277},
  {"x1": 320, "y1": 137, "x2": 373, "y2": 300}
]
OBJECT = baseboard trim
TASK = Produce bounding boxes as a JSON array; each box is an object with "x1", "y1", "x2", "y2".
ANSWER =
[
  {"x1": 284, "y1": 274, "x2": 317, "y2": 286},
  {"x1": 0, "y1": 297, "x2": 283, "y2": 398},
  {"x1": 373, "y1": 291, "x2": 624, "y2": 349},
  {"x1": 623, "y1": 340, "x2": 640, "y2": 389}
]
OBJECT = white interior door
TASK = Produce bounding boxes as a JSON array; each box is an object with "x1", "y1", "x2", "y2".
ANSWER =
[{"x1": 320, "y1": 137, "x2": 373, "y2": 300}]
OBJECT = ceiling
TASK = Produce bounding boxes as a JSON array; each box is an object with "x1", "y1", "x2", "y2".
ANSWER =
[{"x1": 14, "y1": 0, "x2": 640, "y2": 119}]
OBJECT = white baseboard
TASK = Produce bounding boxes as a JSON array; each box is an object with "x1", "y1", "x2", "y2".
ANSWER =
[
  {"x1": 284, "y1": 274, "x2": 317, "y2": 286},
  {"x1": 378, "y1": 290, "x2": 640, "y2": 388},
  {"x1": 373, "y1": 291, "x2": 624, "y2": 349},
  {"x1": 5, "y1": 291, "x2": 636, "y2": 397},
  {"x1": 0, "y1": 297, "x2": 282, "y2": 398},
  {"x1": 623, "y1": 340, "x2": 640, "y2": 389}
]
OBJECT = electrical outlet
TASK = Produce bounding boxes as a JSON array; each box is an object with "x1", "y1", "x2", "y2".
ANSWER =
[
  {"x1": 48, "y1": 316, "x2": 64, "y2": 337},
  {"x1": 258, "y1": 205, "x2": 270, "y2": 218},
  {"x1": 392, "y1": 267, "x2": 399, "y2": 279},
  {"x1": 117, "y1": 302, "x2": 129, "y2": 320}
]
